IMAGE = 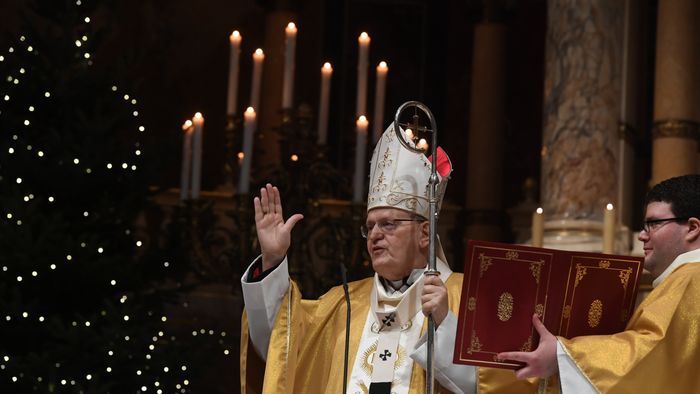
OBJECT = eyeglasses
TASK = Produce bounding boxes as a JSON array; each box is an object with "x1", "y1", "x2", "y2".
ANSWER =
[
  {"x1": 641, "y1": 217, "x2": 688, "y2": 233},
  {"x1": 360, "y1": 218, "x2": 425, "y2": 238}
]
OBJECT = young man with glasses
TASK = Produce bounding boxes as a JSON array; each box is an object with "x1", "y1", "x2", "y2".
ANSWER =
[
  {"x1": 498, "y1": 174, "x2": 700, "y2": 393},
  {"x1": 239, "y1": 126, "x2": 548, "y2": 393}
]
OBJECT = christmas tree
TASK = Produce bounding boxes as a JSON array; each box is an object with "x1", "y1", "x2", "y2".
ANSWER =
[{"x1": 0, "y1": 2, "x2": 233, "y2": 392}]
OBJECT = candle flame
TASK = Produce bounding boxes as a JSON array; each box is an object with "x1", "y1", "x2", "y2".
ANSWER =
[
  {"x1": 287, "y1": 22, "x2": 296, "y2": 30},
  {"x1": 246, "y1": 107, "x2": 255, "y2": 114},
  {"x1": 536, "y1": 207, "x2": 544, "y2": 214},
  {"x1": 606, "y1": 203, "x2": 614, "y2": 211},
  {"x1": 193, "y1": 112, "x2": 203, "y2": 120},
  {"x1": 378, "y1": 61, "x2": 388, "y2": 70},
  {"x1": 237, "y1": 152, "x2": 244, "y2": 160},
  {"x1": 360, "y1": 32, "x2": 369, "y2": 40},
  {"x1": 417, "y1": 138, "x2": 428, "y2": 151},
  {"x1": 405, "y1": 128, "x2": 414, "y2": 139},
  {"x1": 322, "y1": 62, "x2": 332, "y2": 71},
  {"x1": 230, "y1": 30, "x2": 241, "y2": 43},
  {"x1": 254, "y1": 48, "x2": 264, "y2": 57},
  {"x1": 290, "y1": 154, "x2": 299, "y2": 162},
  {"x1": 182, "y1": 120, "x2": 193, "y2": 131}
]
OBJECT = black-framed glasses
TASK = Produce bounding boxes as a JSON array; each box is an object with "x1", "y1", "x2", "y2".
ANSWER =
[
  {"x1": 360, "y1": 218, "x2": 425, "y2": 238},
  {"x1": 642, "y1": 217, "x2": 688, "y2": 233}
]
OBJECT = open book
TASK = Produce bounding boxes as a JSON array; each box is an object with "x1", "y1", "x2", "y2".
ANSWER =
[{"x1": 453, "y1": 240, "x2": 643, "y2": 369}]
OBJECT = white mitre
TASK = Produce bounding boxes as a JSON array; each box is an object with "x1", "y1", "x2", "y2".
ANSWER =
[{"x1": 367, "y1": 123, "x2": 452, "y2": 218}]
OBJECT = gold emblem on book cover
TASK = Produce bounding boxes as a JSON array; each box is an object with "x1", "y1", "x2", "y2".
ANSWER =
[
  {"x1": 563, "y1": 305, "x2": 571, "y2": 319},
  {"x1": 588, "y1": 299, "x2": 603, "y2": 328},
  {"x1": 535, "y1": 303, "x2": 544, "y2": 318},
  {"x1": 599, "y1": 260, "x2": 610, "y2": 268},
  {"x1": 479, "y1": 254, "x2": 493, "y2": 277},
  {"x1": 619, "y1": 267, "x2": 632, "y2": 290},
  {"x1": 520, "y1": 335, "x2": 533, "y2": 351},
  {"x1": 469, "y1": 331, "x2": 482, "y2": 353},
  {"x1": 497, "y1": 292, "x2": 514, "y2": 321},
  {"x1": 468, "y1": 297, "x2": 476, "y2": 311},
  {"x1": 574, "y1": 264, "x2": 588, "y2": 287},
  {"x1": 505, "y1": 250, "x2": 519, "y2": 260},
  {"x1": 530, "y1": 261, "x2": 543, "y2": 284}
]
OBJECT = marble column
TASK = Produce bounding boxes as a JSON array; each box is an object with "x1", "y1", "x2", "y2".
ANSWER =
[
  {"x1": 651, "y1": 0, "x2": 700, "y2": 185},
  {"x1": 464, "y1": 22, "x2": 507, "y2": 242},
  {"x1": 540, "y1": 0, "x2": 624, "y2": 251}
]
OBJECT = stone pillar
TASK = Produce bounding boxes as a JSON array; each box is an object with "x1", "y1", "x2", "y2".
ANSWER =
[
  {"x1": 651, "y1": 0, "x2": 700, "y2": 185},
  {"x1": 256, "y1": 9, "x2": 297, "y2": 177},
  {"x1": 540, "y1": 0, "x2": 624, "y2": 251},
  {"x1": 464, "y1": 22, "x2": 507, "y2": 241}
]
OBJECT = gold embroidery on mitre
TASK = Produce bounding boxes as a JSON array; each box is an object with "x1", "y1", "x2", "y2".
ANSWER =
[
  {"x1": 588, "y1": 299, "x2": 603, "y2": 328},
  {"x1": 378, "y1": 147, "x2": 393, "y2": 169},
  {"x1": 359, "y1": 341, "x2": 407, "y2": 376},
  {"x1": 497, "y1": 292, "x2": 514, "y2": 322},
  {"x1": 467, "y1": 297, "x2": 477, "y2": 311},
  {"x1": 372, "y1": 171, "x2": 387, "y2": 194},
  {"x1": 619, "y1": 267, "x2": 632, "y2": 290}
]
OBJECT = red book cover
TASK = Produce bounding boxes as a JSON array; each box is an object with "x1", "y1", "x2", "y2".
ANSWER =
[{"x1": 453, "y1": 240, "x2": 643, "y2": 369}]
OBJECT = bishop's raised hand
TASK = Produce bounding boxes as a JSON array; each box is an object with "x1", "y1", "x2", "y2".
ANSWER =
[{"x1": 253, "y1": 183, "x2": 304, "y2": 271}]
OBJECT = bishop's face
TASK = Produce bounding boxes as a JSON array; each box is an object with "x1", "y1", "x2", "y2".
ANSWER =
[
  {"x1": 638, "y1": 201, "x2": 688, "y2": 278},
  {"x1": 365, "y1": 208, "x2": 428, "y2": 281}
]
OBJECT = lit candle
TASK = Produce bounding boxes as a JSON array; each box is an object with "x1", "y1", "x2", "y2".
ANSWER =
[
  {"x1": 282, "y1": 22, "x2": 297, "y2": 109},
  {"x1": 180, "y1": 120, "x2": 193, "y2": 201},
  {"x1": 352, "y1": 115, "x2": 369, "y2": 203},
  {"x1": 532, "y1": 207, "x2": 544, "y2": 247},
  {"x1": 191, "y1": 113, "x2": 204, "y2": 199},
  {"x1": 317, "y1": 62, "x2": 333, "y2": 145},
  {"x1": 237, "y1": 107, "x2": 257, "y2": 195},
  {"x1": 372, "y1": 61, "x2": 388, "y2": 144},
  {"x1": 356, "y1": 32, "x2": 370, "y2": 118},
  {"x1": 250, "y1": 49, "x2": 265, "y2": 112},
  {"x1": 405, "y1": 128, "x2": 414, "y2": 141},
  {"x1": 603, "y1": 203, "x2": 615, "y2": 253},
  {"x1": 417, "y1": 138, "x2": 428, "y2": 151},
  {"x1": 226, "y1": 31, "x2": 242, "y2": 116}
]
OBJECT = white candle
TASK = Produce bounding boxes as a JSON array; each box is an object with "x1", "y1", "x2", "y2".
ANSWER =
[
  {"x1": 603, "y1": 203, "x2": 615, "y2": 253},
  {"x1": 250, "y1": 49, "x2": 265, "y2": 112},
  {"x1": 356, "y1": 32, "x2": 370, "y2": 118},
  {"x1": 317, "y1": 62, "x2": 333, "y2": 145},
  {"x1": 532, "y1": 207, "x2": 544, "y2": 247},
  {"x1": 372, "y1": 61, "x2": 388, "y2": 144},
  {"x1": 191, "y1": 113, "x2": 204, "y2": 199},
  {"x1": 237, "y1": 107, "x2": 257, "y2": 194},
  {"x1": 226, "y1": 30, "x2": 242, "y2": 116},
  {"x1": 180, "y1": 120, "x2": 193, "y2": 201},
  {"x1": 352, "y1": 115, "x2": 369, "y2": 203},
  {"x1": 282, "y1": 22, "x2": 297, "y2": 109}
]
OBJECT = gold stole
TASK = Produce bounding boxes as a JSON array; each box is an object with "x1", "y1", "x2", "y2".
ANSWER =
[{"x1": 559, "y1": 263, "x2": 700, "y2": 393}]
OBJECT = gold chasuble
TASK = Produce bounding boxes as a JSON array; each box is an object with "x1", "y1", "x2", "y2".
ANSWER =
[
  {"x1": 559, "y1": 263, "x2": 700, "y2": 393},
  {"x1": 240, "y1": 273, "x2": 556, "y2": 394}
]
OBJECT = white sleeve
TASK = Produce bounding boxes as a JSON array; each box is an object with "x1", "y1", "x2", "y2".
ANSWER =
[
  {"x1": 556, "y1": 340, "x2": 599, "y2": 394},
  {"x1": 409, "y1": 312, "x2": 476, "y2": 394},
  {"x1": 240, "y1": 255, "x2": 290, "y2": 361}
]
